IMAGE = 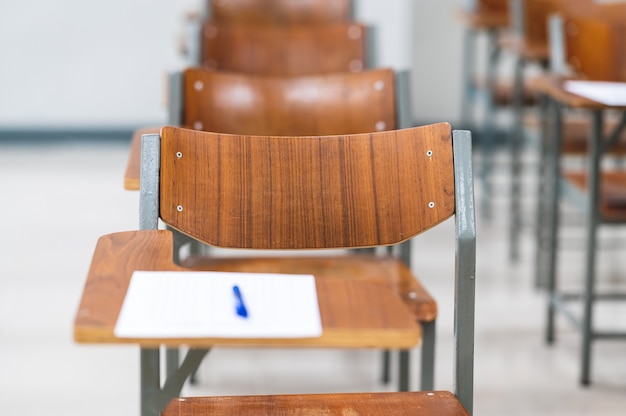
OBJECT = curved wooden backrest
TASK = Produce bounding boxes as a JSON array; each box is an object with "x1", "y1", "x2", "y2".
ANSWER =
[
  {"x1": 210, "y1": 0, "x2": 352, "y2": 24},
  {"x1": 158, "y1": 124, "x2": 455, "y2": 249},
  {"x1": 201, "y1": 22, "x2": 366, "y2": 75},
  {"x1": 182, "y1": 68, "x2": 396, "y2": 136},
  {"x1": 561, "y1": 6, "x2": 626, "y2": 81}
]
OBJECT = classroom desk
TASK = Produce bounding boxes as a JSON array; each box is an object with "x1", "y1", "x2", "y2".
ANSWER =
[
  {"x1": 74, "y1": 230, "x2": 423, "y2": 416},
  {"x1": 528, "y1": 74, "x2": 626, "y2": 385}
]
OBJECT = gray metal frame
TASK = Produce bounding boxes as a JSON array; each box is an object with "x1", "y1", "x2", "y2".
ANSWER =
[
  {"x1": 139, "y1": 135, "x2": 211, "y2": 416},
  {"x1": 168, "y1": 72, "x2": 184, "y2": 126},
  {"x1": 452, "y1": 130, "x2": 477, "y2": 414}
]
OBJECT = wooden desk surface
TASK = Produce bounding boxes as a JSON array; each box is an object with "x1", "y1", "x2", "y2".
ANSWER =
[
  {"x1": 124, "y1": 127, "x2": 160, "y2": 191},
  {"x1": 74, "y1": 230, "x2": 421, "y2": 348},
  {"x1": 528, "y1": 75, "x2": 626, "y2": 110}
]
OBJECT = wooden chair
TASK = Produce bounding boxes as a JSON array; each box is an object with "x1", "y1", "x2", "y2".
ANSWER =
[
  {"x1": 530, "y1": 10, "x2": 626, "y2": 385},
  {"x1": 183, "y1": 0, "x2": 358, "y2": 66},
  {"x1": 207, "y1": 0, "x2": 354, "y2": 24},
  {"x1": 74, "y1": 123, "x2": 476, "y2": 416},
  {"x1": 200, "y1": 21, "x2": 371, "y2": 75},
  {"x1": 122, "y1": 67, "x2": 435, "y2": 391}
]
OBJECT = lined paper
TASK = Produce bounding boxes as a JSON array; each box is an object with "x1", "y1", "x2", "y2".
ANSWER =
[
  {"x1": 563, "y1": 80, "x2": 626, "y2": 106},
  {"x1": 114, "y1": 271, "x2": 322, "y2": 338}
]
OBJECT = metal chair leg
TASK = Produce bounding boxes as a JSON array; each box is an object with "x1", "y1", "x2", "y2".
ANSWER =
[
  {"x1": 580, "y1": 111, "x2": 603, "y2": 386},
  {"x1": 509, "y1": 54, "x2": 525, "y2": 262},
  {"x1": 420, "y1": 321, "x2": 436, "y2": 391},
  {"x1": 545, "y1": 99, "x2": 563, "y2": 345},
  {"x1": 381, "y1": 350, "x2": 391, "y2": 384},
  {"x1": 398, "y1": 350, "x2": 410, "y2": 392}
]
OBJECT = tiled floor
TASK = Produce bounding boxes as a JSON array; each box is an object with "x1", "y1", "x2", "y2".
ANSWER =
[{"x1": 1, "y1": 137, "x2": 625, "y2": 415}]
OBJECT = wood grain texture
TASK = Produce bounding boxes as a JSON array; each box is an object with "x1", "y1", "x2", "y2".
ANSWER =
[
  {"x1": 162, "y1": 391, "x2": 470, "y2": 416},
  {"x1": 182, "y1": 254, "x2": 437, "y2": 322},
  {"x1": 73, "y1": 231, "x2": 421, "y2": 348},
  {"x1": 201, "y1": 22, "x2": 366, "y2": 75},
  {"x1": 210, "y1": 0, "x2": 352, "y2": 24},
  {"x1": 124, "y1": 69, "x2": 397, "y2": 191},
  {"x1": 183, "y1": 68, "x2": 396, "y2": 136},
  {"x1": 159, "y1": 124, "x2": 455, "y2": 249}
]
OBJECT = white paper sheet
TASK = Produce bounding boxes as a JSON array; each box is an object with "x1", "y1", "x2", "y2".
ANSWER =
[
  {"x1": 114, "y1": 271, "x2": 322, "y2": 338},
  {"x1": 563, "y1": 80, "x2": 626, "y2": 106}
]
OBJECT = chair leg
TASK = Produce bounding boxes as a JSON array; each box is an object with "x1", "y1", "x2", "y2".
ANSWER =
[
  {"x1": 166, "y1": 348, "x2": 179, "y2": 379},
  {"x1": 509, "y1": 54, "x2": 525, "y2": 262},
  {"x1": 141, "y1": 348, "x2": 161, "y2": 416},
  {"x1": 545, "y1": 98, "x2": 563, "y2": 345},
  {"x1": 420, "y1": 320, "x2": 436, "y2": 391},
  {"x1": 380, "y1": 350, "x2": 391, "y2": 384},
  {"x1": 534, "y1": 94, "x2": 550, "y2": 289},
  {"x1": 398, "y1": 350, "x2": 410, "y2": 392},
  {"x1": 479, "y1": 28, "x2": 501, "y2": 222},
  {"x1": 580, "y1": 111, "x2": 602, "y2": 386}
]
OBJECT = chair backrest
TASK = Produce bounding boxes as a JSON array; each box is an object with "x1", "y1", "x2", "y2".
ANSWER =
[
  {"x1": 168, "y1": 67, "x2": 410, "y2": 136},
  {"x1": 208, "y1": 0, "x2": 353, "y2": 24},
  {"x1": 139, "y1": 123, "x2": 476, "y2": 410},
  {"x1": 201, "y1": 22, "x2": 369, "y2": 75},
  {"x1": 548, "y1": 4, "x2": 626, "y2": 81},
  {"x1": 563, "y1": 13, "x2": 626, "y2": 81}
]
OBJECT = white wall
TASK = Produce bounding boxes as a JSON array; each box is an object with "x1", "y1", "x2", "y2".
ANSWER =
[{"x1": 0, "y1": 0, "x2": 464, "y2": 129}]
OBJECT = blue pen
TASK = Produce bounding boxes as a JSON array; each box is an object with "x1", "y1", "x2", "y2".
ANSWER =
[{"x1": 233, "y1": 285, "x2": 248, "y2": 318}]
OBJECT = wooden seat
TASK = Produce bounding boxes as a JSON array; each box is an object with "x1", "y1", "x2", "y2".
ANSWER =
[
  {"x1": 74, "y1": 124, "x2": 476, "y2": 416},
  {"x1": 200, "y1": 21, "x2": 368, "y2": 76}
]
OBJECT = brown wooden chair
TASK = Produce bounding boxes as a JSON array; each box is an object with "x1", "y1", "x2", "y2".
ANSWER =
[
  {"x1": 122, "y1": 67, "x2": 434, "y2": 392},
  {"x1": 200, "y1": 21, "x2": 371, "y2": 76},
  {"x1": 530, "y1": 10, "x2": 626, "y2": 385},
  {"x1": 74, "y1": 123, "x2": 476, "y2": 416},
  {"x1": 182, "y1": 0, "x2": 358, "y2": 66}
]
